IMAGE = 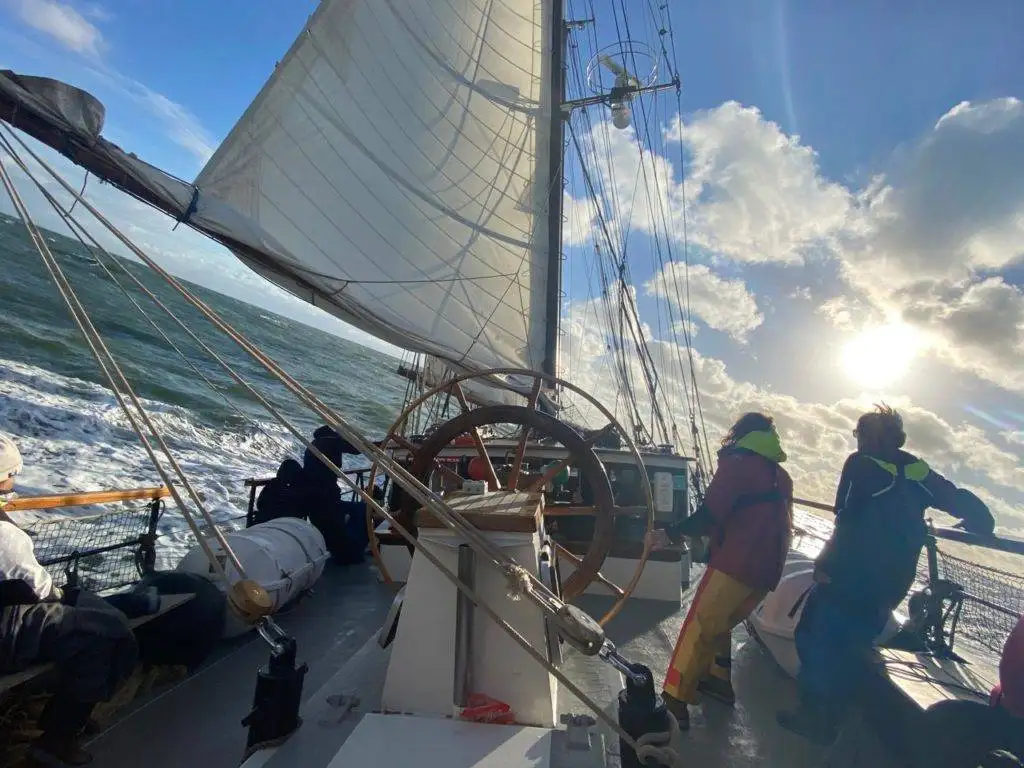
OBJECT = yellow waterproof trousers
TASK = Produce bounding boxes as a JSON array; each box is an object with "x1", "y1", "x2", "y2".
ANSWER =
[{"x1": 663, "y1": 567, "x2": 765, "y2": 704}]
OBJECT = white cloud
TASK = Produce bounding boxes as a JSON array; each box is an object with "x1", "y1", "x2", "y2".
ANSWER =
[
  {"x1": 559, "y1": 292, "x2": 1024, "y2": 533},
  {"x1": 835, "y1": 97, "x2": 1024, "y2": 391},
  {"x1": 76, "y1": 65, "x2": 217, "y2": 168},
  {"x1": 136, "y1": 88, "x2": 215, "y2": 166},
  {"x1": 645, "y1": 262, "x2": 763, "y2": 342},
  {"x1": 15, "y1": 0, "x2": 103, "y2": 56},
  {"x1": 570, "y1": 102, "x2": 851, "y2": 268},
  {"x1": 668, "y1": 102, "x2": 851, "y2": 265}
]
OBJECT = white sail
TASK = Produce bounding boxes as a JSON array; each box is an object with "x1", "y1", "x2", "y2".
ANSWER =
[{"x1": 194, "y1": 0, "x2": 554, "y2": 374}]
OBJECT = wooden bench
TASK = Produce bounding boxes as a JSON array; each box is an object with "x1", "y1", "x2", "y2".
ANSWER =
[
  {"x1": 875, "y1": 647, "x2": 999, "y2": 710},
  {"x1": 0, "y1": 592, "x2": 196, "y2": 695}
]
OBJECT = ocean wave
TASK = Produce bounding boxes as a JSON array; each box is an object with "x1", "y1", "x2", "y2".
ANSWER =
[{"x1": 0, "y1": 357, "x2": 298, "y2": 565}]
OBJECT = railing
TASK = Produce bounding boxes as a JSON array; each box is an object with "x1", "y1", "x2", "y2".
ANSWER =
[
  {"x1": 6, "y1": 486, "x2": 172, "y2": 593},
  {"x1": 242, "y1": 468, "x2": 373, "y2": 527},
  {"x1": 792, "y1": 495, "x2": 1023, "y2": 659}
]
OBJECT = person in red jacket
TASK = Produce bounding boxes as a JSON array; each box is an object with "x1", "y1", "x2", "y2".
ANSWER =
[
  {"x1": 915, "y1": 614, "x2": 1024, "y2": 766},
  {"x1": 657, "y1": 412, "x2": 793, "y2": 729}
]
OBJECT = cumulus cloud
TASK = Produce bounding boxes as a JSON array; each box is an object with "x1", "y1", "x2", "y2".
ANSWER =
[
  {"x1": 835, "y1": 98, "x2": 1024, "y2": 391},
  {"x1": 559, "y1": 292, "x2": 1024, "y2": 532},
  {"x1": 570, "y1": 103, "x2": 851, "y2": 266},
  {"x1": 645, "y1": 262, "x2": 763, "y2": 342},
  {"x1": 15, "y1": 0, "x2": 103, "y2": 56},
  {"x1": 668, "y1": 102, "x2": 851, "y2": 265}
]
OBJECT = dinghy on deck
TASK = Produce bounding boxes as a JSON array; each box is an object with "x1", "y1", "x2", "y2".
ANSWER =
[{"x1": 747, "y1": 549, "x2": 902, "y2": 679}]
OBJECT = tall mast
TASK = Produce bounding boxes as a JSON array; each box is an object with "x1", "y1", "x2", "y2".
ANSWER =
[{"x1": 542, "y1": 0, "x2": 567, "y2": 378}]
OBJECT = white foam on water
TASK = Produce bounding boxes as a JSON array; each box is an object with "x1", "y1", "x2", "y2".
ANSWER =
[{"x1": 0, "y1": 357, "x2": 298, "y2": 567}]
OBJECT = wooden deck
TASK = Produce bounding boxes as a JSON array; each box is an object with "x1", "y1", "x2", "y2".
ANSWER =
[
  {"x1": 875, "y1": 648, "x2": 998, "y2": 709},
  {"x1": 417, "y1": 491, "x2": 545, "y2": 533}
]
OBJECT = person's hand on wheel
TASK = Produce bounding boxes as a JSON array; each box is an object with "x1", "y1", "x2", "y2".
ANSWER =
[{"x1": 646, "y1": 528, "x2": 673, "y2": 552}]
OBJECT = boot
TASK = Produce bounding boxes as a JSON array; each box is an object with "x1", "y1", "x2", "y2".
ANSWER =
[
  {"x1": 776, "y1": 706, "x2": 838, "y2": 747},
  {"x1": 27, "y1": 735, "x2": 93, "y2": 766},
  {"x1": 697, "y1": 675, "x2": 736, "y2": 706},
  {"x1": 660, "y1": 691, "x2": 690, "y2": 731}
]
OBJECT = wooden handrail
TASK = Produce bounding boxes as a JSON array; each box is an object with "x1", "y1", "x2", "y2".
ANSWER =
[{"x1": 5, "y1": 486, "x2": 171, "y2": 512}]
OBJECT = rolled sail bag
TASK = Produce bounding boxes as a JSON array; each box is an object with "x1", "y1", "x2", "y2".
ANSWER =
[{"x1": 175, "y1": 518, "x2": 329, "y2": 637}]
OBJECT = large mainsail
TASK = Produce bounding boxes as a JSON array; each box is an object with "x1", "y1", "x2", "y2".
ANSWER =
[{"x1": 196, "y1": 0, "x2": 554, "y2": 374}]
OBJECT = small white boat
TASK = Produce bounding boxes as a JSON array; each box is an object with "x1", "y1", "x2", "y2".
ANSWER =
[{"x1": 746, "y1": 549, "x2": 902, "y2": 679}]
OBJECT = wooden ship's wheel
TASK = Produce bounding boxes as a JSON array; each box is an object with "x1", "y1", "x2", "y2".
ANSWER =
[{"x1": 366, "y1": 368, "x2": 655, "y2": 625}]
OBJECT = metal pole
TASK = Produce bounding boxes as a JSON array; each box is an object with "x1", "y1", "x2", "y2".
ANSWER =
[
  {"x1": 542, "y1": 0, "x2": 566, "y2": 379},
  {"x1": 454, "y1": 543, "x2": 476, "y2": 709}
]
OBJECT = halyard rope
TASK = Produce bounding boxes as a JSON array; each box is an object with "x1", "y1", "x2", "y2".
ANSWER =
[{"x1": 0, "y1": 129, "x2": 678, "y2": 764}]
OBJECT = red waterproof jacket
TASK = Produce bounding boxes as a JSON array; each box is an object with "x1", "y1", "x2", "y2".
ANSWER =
[
  {"x1": 991, "y1": 614, "x2": 1024, "y2": 718},
  {"x1": 701, "y1": 430, "x2": 794, "y2": 593}
]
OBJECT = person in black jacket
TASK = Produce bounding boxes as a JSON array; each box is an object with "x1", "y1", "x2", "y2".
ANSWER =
[
  {"x1": 302, "y1": 426, "x2": 373, "y2": 565},
  {"x1": 253, "y1": 458, "x2": 305, "y2": 526},
  {"x1": 777, "y1": 404, "x2": 995, "y2": 746}
]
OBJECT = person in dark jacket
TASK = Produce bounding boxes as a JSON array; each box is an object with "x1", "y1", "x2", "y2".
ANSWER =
[
  {"x1": 659, "y1": 412, "x2": 793, "y2": 729},
  {"x1": 777, "y1": 404, "x2": 996, "y2": 746},
  {"x1": 253, "y1": 458, "x2": 305, "y2": 526},
  {"x1": 302, "y1": 426, "x2": 371, "y2": 565}
]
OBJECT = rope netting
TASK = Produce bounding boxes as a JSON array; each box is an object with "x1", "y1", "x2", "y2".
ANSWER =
[
  {"x1": 930, "y1": 546, "x2": 1024, "y2": 656},
  {"x1": 23, "y1": 504, "x2": 159, "y2": 594}
]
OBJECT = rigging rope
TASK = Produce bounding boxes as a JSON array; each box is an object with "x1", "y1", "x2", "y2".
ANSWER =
[
  {"x1": 32, "y1": 181, "x2": 295, "y2": 463},
  {"x1": 0, "y1": 129, "x2": 681, "y2": 761},
  {"x1": 0, "y1": 151, "x2": 248, "y2": 598}
]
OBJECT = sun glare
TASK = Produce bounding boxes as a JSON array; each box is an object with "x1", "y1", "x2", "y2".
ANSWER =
[{"x1": 841, "y1": 324, "x2": 923, "y2": 391}]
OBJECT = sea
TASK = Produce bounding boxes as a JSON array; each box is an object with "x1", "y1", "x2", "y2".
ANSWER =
[
  {"x1": 0, "y1": 211, "x2": 407, "y2": 564},
  {"x1": 1, "y1": 211, "x2": 1019, "y2": 657}
]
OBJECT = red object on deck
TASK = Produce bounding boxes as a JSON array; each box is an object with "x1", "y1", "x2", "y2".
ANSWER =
[
  {"x1": 466, "y1": 457, "x2": 489, "y2": 482},
  {"x1": 459, "y1": 693, "x2": 515, "y2": 724},
  {"x1": 994, "y1": 614, "x2": 1024, "y2": 718}
]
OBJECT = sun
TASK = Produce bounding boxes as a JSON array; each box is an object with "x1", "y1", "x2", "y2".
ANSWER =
[{"x1": 841, "y1": 324, "x2": 924, "y2": 391}]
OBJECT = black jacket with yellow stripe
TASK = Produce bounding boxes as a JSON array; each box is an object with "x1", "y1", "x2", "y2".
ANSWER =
[{"x1": 816, "y1": 450, "x2": 994, "y2": 614}]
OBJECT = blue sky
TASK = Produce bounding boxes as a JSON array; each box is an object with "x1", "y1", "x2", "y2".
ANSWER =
[{"x1": 2, "y1": 0, "x2": 1024, "y2": 534}]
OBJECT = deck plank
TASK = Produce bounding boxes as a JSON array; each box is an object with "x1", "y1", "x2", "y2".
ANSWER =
[{"x1": 875, "y1": 648, "x2": 998, "y2": 710}]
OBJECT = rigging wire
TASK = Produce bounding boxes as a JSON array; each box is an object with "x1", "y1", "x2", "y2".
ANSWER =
[
  {"x1": 0, "y1": 147, "x2": 248, "y2": 593},
  {"x1": 2, "y1": 128, "x2": 690, "y2": 759}
]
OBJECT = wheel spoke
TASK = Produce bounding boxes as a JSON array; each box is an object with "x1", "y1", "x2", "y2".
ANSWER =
[
  {"x1": 506, "y1": 378, "x2": 543, "y2": 490},
  {"x1": 392, "y1": 434, "x2": 465, "y2": 488},
  {"x1": 451, "y1": 382, "x2": 501, "y2": 490},
  {"x1": 553, "y1": 542, "x2": 625, "y2": 597}
]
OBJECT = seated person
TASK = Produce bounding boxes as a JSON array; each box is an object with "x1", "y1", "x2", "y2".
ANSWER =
[
  {"x1": 253, "y1": 458, "x2": 305, "y2": 526},
  {"x1": 0, "y1": 434, "x2": 138, "y2": 766},
  {"x1": 916, "y1": 613, "x2": 1024, "y2": 767}
]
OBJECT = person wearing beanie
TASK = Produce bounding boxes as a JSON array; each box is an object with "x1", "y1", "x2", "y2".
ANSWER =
[{"x1": 0, "y1": 433, "x2": 138, "y2": 766}]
